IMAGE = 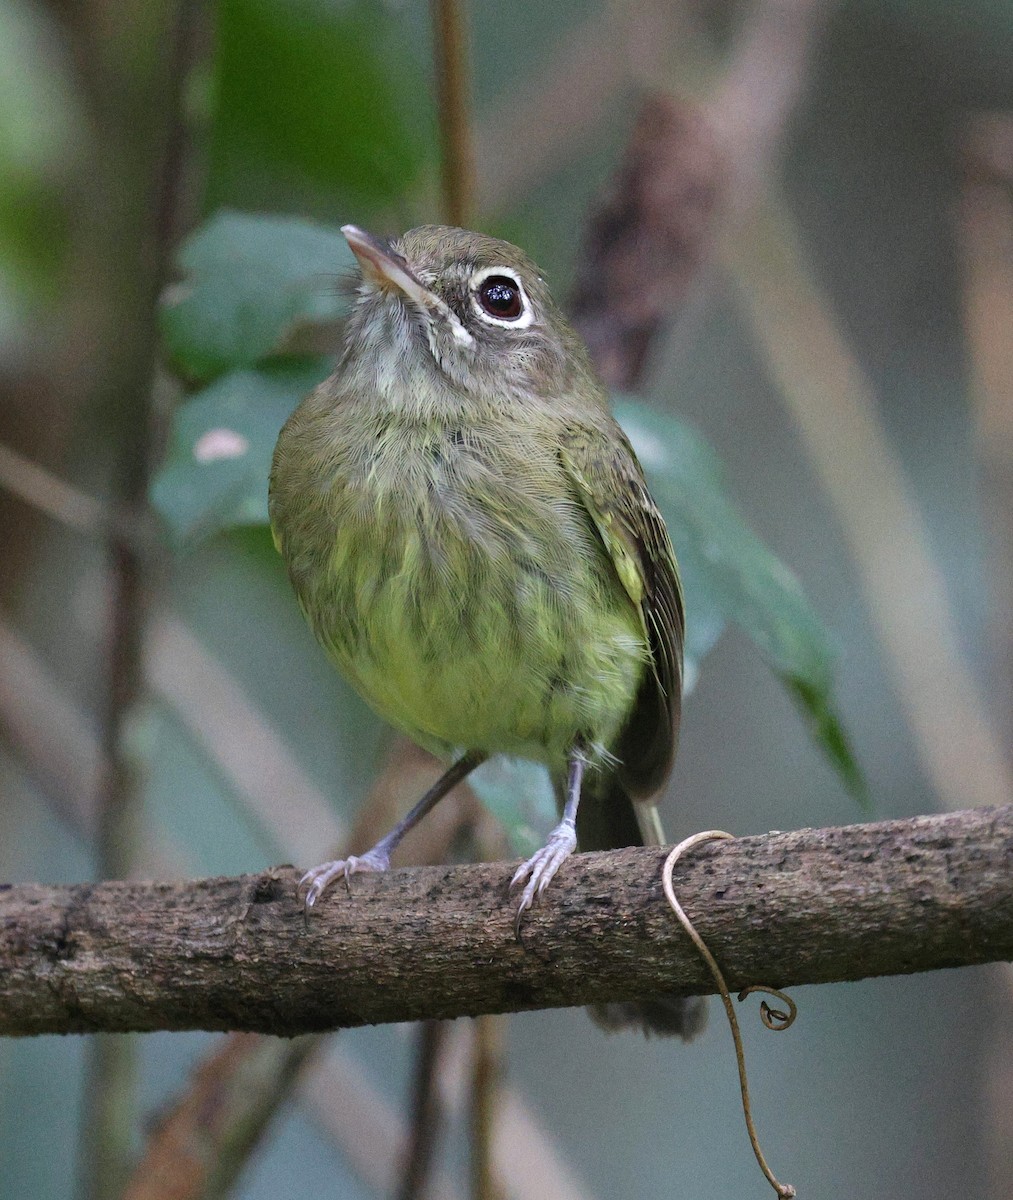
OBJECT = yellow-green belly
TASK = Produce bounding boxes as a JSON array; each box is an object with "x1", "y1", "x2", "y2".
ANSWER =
[
  {"x1": 331, "y1": 527, "x2": 644, "y2": 764},
  {"x1": 276, "y1": 430, "x2": 647, "y2": 769},
  {"x1": 268, "y1": 400, "x2": 648, "y2": 768}
]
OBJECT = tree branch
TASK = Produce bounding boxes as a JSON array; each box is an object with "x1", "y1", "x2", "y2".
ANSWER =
[
  {"x1": 431, "y1": 0, "x2": 475, "y2": 227},
  {"x1": 3, "y1": 805, "x2": 1010, "y2": 1038}
]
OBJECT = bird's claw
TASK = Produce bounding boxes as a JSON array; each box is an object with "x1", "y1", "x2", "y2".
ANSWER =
[
  {"x1": 509, "y1": 821, "x2": 577, "y2": 936},
  {"x1": 298, "y1": 849, "x2": 390, "y2": 911}
]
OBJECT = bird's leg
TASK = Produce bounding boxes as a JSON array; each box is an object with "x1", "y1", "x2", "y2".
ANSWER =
[
  {"x1": 510, "y1": 745, "x2": 585, "y2": 931},
  {"x1": 299, "y1": 751, "x2": 486, "y2": 909}
]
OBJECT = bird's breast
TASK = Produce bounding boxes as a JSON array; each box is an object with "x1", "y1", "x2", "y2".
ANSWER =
[{"x1": 282, "y1": 416, "x2": 647, "y2": 763}]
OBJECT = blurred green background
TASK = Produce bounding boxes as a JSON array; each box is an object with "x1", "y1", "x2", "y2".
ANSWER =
[{"x1": 1, "y1": 1, "x2": 1012, "y2": 1198}]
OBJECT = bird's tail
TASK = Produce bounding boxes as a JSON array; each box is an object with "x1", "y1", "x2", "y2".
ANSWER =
[{"x1": 575, "y1": 774, "x2": 708, "y2": 1040}]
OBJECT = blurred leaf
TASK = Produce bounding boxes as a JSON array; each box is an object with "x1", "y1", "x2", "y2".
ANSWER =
[
  {"x1": 0, "y1": 0, "x2": 79, "y2": 346},
  {"x1": 151, "y1": 358, "x2": 331, "y2": 544},
  {"x1": 161, "y1": 211, "x2": 353, "y2": 382},
  {"x1": 616, "y1": 396, "x2": 867, "y2": 806},
  {"x1": 469, "y1": 758, "x2": 556, "y2": 856},
  {"x1": 210, "y1": 0, "x2": 435, "y2": 210}
]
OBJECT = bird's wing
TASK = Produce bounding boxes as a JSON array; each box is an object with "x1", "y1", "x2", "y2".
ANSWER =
[{"x1": 560, "y1": 420, "x2": 685, "y2": 798}]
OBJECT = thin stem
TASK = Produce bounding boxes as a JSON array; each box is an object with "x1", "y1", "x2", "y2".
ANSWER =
[
  {"x1": 430, "y1": 0, "x2": 475, "y2": 226},
  {"x1": 397, "y1": 1020, "x2": 450, "y2": 1200},
  {"x1": 78, "y1": 0, "x2": 201, "y2": 1195},
  {"x1": 0, "y1": 441, "x2": 107, "y2": 535},
  {"x1": 959, "y1": 113, "x2": 1013, "y2": 1200},
  {"x1": 469, "y1": 1015, "x2": 505, "y2": 1200}
]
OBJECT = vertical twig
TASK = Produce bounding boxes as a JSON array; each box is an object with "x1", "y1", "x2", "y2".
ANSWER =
[
  {"x1": 92, "y1": 0, "x2": 201, "y2": 881},
  {"x1": 397, "y1": 1020, "x2": 451, "y2": 1200},
  {"x1": 430, "y1": 0, "x2": 475, "y2": 227},
  {"x1": 79, "y1": 2, "x2": 203, "y2": 1198},
  {"x1": 961, "y1": 115, "x2": 1013, "y2": 733},
  {"x1": 469, "y1": 1015, "x2": 505, "y2": 1200},
  {"x1": 958, "y1": 111, "x2": 1013, "y2": 1200},
  {"x1": 464, "y1": 817, "x2": 509, "y2": 1200}
]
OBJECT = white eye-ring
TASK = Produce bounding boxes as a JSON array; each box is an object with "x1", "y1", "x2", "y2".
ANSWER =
[{"x1": 471, "y1": 266, "x2": 534, "y2": 328}]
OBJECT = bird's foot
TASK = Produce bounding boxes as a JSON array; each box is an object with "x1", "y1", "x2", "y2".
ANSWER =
[
  {"x1": 509, "y1": 819, "x2": 577, "y2": 935},
  {"x1": 299, "y1": 848, "x2": 391, "y2": 910}
]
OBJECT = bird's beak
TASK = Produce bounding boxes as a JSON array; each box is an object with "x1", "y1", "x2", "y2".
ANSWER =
[
  {"x1": 342, "y1": 224, "x2": 475, "y2": 349},
  {"x1": 341, "y1": 224, "x2": 437, "y2": 309}
]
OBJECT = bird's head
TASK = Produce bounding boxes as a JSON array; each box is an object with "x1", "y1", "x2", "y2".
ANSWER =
[{"x1": 341, "y1": 224, "x2": 594, "y2": 402}]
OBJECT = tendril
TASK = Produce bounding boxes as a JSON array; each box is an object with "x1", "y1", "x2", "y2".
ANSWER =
[
  {"x1": 738, "y1": 984, "x2": 797, "y2": 1032},
  {"x1": 662, "y1": 832, "x2": 797, "y2": 1199}
]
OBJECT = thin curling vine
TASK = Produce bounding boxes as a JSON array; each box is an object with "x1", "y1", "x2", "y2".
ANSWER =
[{"x1": 662, "y1": 831, "x2": 798, "y2": 1200}]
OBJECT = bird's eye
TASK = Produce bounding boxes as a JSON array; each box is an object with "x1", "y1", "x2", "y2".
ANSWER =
[{"x1": 476, "y1": 274, "x2": 524, "y2": 321}]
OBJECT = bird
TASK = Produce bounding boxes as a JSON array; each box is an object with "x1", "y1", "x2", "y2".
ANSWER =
[{"x1": 269, "y1": 224, "x2": 705, "y2": 1037}]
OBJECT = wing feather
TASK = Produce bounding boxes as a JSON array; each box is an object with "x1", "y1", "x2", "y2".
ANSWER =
[{"x1": 560, "y1": 421, "x2": 684, "y2": 798}]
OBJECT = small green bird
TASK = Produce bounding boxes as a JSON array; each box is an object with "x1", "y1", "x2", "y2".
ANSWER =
[{"x1": 270, "y1": 225, "x2": 704, "y2": 1037}]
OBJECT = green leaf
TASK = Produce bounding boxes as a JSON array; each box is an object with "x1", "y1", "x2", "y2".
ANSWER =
[
  {"x1": 0, "y1": 1, "x2": 79, "y2": 347},
  {"x1": 151, "y1": 358, "x2": 330, "y2": 544},
  {"x1": 469, "y1": 758, "x2": 557, "y2": 857},
  {"x1": 161, "y1": 211, "x2": 353, "y2": 381},
  {"x1": 615, "y1": 396, "x2": 868, "y2": 807},
  {"x1": 209, "y1": 0, "x2": 435, "y2": 210}
]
